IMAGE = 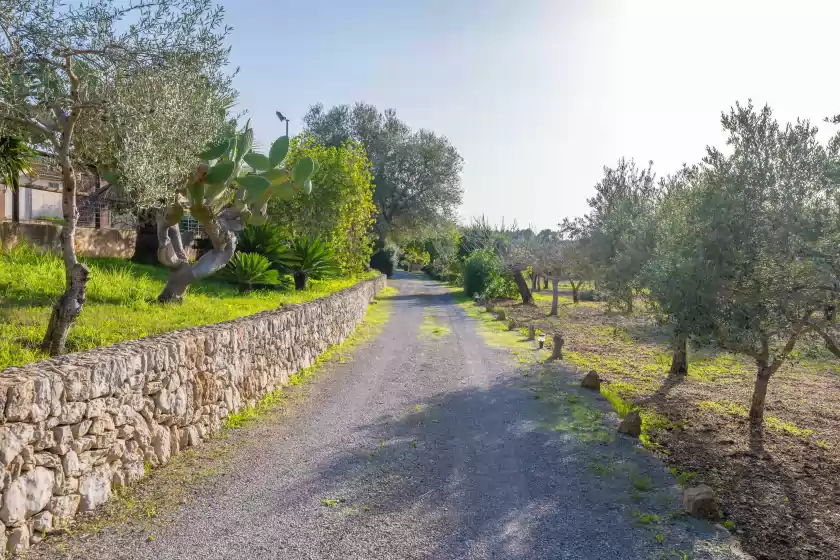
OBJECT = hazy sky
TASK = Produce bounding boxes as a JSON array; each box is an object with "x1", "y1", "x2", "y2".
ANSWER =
[{"x1": 221, "y1": 0, "x2": 840, "y2": 231}]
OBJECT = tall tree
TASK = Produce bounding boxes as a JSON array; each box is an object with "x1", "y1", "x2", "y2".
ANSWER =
[
  {"x1": 0, "y1": 0, "x2": 233, "y2": 354},
  {"x1": 269, "y1": 134, "x2": 376, "y2": 275},
  {"x1": 304, "y1": 102, "x2": 463, "y2": 243},
  {"x1": 564, "y1": 158, "x2": 659, "y2": 312},
  {"x1": 691, "y1": 102, "x2": 840, "y2": 432}
]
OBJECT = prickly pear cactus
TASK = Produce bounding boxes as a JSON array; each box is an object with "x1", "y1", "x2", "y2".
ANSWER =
[{"x1": 164, "y1": 119, "x2": 317, "y2": 229}]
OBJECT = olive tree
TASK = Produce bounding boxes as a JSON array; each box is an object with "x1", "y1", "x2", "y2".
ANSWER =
[
  {"x1": 0, "y1": 0, "x2": 233, "y2": 354},
  {"x1": 642, "y1": 166, "x2": 716, "y2": 375},
  {"x1": 692, "y1": 102, "x2": 840, "y2": 430},
  {"x1": 564, "y1": 159, "x2": 659, "y2": 312}
]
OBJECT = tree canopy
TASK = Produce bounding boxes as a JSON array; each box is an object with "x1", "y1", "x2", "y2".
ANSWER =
[
  {"x1": 303, "y1": 102, "x2": 463, "y2": 243},
  {"x1": 269, "y1": 134, "x2": 376, "y2": 275}
]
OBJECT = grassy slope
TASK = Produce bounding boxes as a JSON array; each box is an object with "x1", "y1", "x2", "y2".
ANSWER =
[{"x1": 0, "y1": 244, "x2": 379, "y2": 371}]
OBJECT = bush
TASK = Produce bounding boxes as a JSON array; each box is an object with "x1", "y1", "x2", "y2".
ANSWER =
[
  {"x1": 220, "y1": 253, "x2": 280, "y2": 293},
  {"x1": 275, "y1": 236, "x2": 338, "y2": 291},
  {"x1": 238, "y1": 223, "x2": 287, "y2": 261},
  {"x1": 579, "y1": 289, "x2": 601, "y2": 302},
  {"x1": 370, "y1": 243, "x2": 400, "y2": 278},
  {"x1": 462, "y1": 249, "x2": 517, "y2": 299}
]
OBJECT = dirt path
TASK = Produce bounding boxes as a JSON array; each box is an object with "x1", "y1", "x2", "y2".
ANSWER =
[{"x1": 32, "y1": 274, "x2": 747, "y2": 560}]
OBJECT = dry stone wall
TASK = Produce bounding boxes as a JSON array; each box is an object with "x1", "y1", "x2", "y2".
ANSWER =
[{"x1": 0, "y1": 275, "x2": 386, "y2": 556}]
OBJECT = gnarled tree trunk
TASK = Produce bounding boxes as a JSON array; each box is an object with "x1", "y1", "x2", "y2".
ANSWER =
[
  {"x1": 669, "y1": 331, "x2": 688, "y2": 375},
  {"x1": 512, "y1": 268, "x2": 533, "y2": 304},
  {"x1": 749, "y1": 360, "x2": 772, "y2": 428},
  {"x1": 157, "y1": 208, "x2": 241, "y2": 302},
  {"x1": 570, "y1": 280, "x2": 580, "y2": 303},
  {"x1": 531, "y1": 272, "x2": 537, "y2": 292},
  {"x1": 41, "y1": 150, "x2": 89, "y2": 356},
  {"x1": 542, "y1": 277, "x2": 548, "y2": 290},
  {"x1": 550, "y1": 277, "x2": 560, "y2": 316}
]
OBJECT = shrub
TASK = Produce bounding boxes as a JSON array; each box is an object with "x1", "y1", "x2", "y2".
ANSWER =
[
  {"x1": 275, "y1": 237, "x2": 338, "y2": 290},
  {"x1": 370, "y1": 243, "x2": 400, "y2": 278},
  {"x1": 462, "y1": 249, "x2": 517, "y2": 299},
  {"x1": 238, "y1": 223, "x2": 287, "y2": 261},
  {"x1": 579, "y1": 289, "x2": 601, "y2": 302},
  {"x1": 220, "y1": 253, "x2": 280, "y2": 293}
]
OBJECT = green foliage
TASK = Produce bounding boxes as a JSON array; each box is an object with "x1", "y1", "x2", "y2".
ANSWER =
[
  {"x1": 401, "y1": 245, "x2": 430, "y2": 267},
  {"x1": 370, "y1": 243, "x2": 401, "y2": 278},
  {"x1": 564, "y1": 159, "x2": 658, "y2": 312},
  {"x1": 237, "y1": 224, "x2": 287, "y2": 261},
  {"x1": 0, "y1": 136, "x2": 36, "y2": 189},
  {"x1": 463, "y1": 249, "x2": 518, "y2": 299},
  {"x1": 220, "y1": 253, "x2": 279, "y2": 293},
  {"x1": 275, "y1": 237, "x2": 339, "y2": 290},
  {"x1": 304, "y1": 102, "x2": 463, "y2": 241},
  {"x1": 269, "y1": 134, "x2": 376, "y2": 275}
]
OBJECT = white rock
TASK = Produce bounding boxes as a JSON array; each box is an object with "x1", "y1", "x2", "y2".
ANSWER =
[
  {"x1": 173, "y1": 386, "x2": 188, "y2": 417},
  {"x1": 62, "y1": 450, "x2": 82, "y2": 477},
  {"x1": 78, "y1": 466, "x2": 111, "y2": 512},
  {"x1": 58, "y1": 402, "x2": 87, "y2": 425},
  {"x1": 48, "y1": 494, "x2": 80, "y2": 528},
  {"x1": 0, "y1": 466, "x2": 55, "y2": 525},
  {"x1": 33, "y1": 452, "x2": 60, "y2": 469},
  {"x1": 31, "y1": 509, "x2": 53, "y2": 533},
  {"x1": 151, "y1": 424, "x2": 171, "y2": 465},
  {"x1": 6, "y1": 524, "x2": 29, "y2": 556},
  {"x1": 51, "y1": 425, "x2": 73, "y2": 455},
  {"x1": 86, "y1": 398, "x2": 108, "y2": 418},
  {"x1": 0, "y1": 424, "x2": 35, "y2": 466},
  {"x1": 70, "y1": 419, "x2": 93, "y2": 438}
]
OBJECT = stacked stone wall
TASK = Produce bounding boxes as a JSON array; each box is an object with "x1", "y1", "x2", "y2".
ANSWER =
[{"x1": 0, "y1": 275, "x2": 386, "y2": 555}]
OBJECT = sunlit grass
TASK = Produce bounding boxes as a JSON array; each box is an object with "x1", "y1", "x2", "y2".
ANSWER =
[{"x1": 0, "y1": 243, "x2": 380, "y2": 370}]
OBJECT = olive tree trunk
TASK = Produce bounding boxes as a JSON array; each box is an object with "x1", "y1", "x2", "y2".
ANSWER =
[
  {"x1": 550, "y1": 277, "x2": 560, "y2": 316},
  {"x1": 512, "y1": 269, "x2": 533, "y2": 304},
  {"x1": 41, "y1": 147, "x2": 89, "y2": 356},
  {"x1": 669, "y1": 332, "x2": 688, "y2": 375},
  {"x1": 531, "y1": 272, "x2": 538, "y2": 292},
  {"x1": 749, "y1": 360, "x2": 772, "y2": 428},
  {"x1": 157, "y1": 208, "x2": 242, "y2": 302},
  {"x1": 570, "y1": 280, "x2": 580, "y2": 303}
]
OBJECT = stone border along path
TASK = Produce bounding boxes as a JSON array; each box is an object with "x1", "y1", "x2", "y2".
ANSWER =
[{"x1": 29, "y1": 273, "x2": 752, "y2": 560}]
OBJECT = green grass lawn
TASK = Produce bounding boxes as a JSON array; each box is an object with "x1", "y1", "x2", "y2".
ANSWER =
[{"x1": 0, "y1": 244, "x2": 379, "y2": 371}]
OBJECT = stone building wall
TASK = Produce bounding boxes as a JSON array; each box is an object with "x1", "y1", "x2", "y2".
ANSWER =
[
  {"x1": 0, "y1": 221, "x2": 137, "y2": 258},
  {"x1": 0, "y1": 275, "x2": 386, "y2": 555}
]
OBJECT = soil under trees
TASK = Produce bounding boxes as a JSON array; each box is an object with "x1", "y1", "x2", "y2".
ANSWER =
[{"x1": 496, "y1": 287, "x2": 840, "y2": 560}]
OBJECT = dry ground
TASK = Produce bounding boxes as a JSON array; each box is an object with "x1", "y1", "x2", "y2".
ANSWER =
[{"x1": 495, "y1": 287, "x2": 840, "y2": 560}]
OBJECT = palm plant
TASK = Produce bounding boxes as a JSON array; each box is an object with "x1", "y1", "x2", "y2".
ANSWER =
[
  {"x1": 0, "y1": 136, "x2": 36, "y2": 192},
  {"x1": 237, "y1": 223, "x2": 288, "y2": 261},
  {"x1": 276, "y1": 237, "x2": 338, "y2": 290},
  {"x1": 220, "y1": 252, "x2": 280, "y2": 294}
]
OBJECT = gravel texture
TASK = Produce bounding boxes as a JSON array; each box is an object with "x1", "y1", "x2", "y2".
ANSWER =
[{"x1": 31, "y1": 274, "x2": 749, "y2": 559}]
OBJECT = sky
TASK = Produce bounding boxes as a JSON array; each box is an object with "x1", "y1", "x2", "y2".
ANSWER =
[{"x1": 221, "y1": 0, "x2": 840, "y2": 231}]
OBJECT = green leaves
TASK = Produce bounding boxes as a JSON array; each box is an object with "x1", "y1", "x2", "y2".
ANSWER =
[
  {"x1": 269, "y1": 136, "x2": 290, "y2": 167},
  {"x1": 187, "y1": 182, "x2": 206, "y2": 205},
  {"x1": 198, "y1": 139, "x2": 231, "y2": 161},
  {"x1": 235, "y1": 127, "x2": 254, "y2": 163},
  {"x1": 235, "y1": 175, "x2": 271, "y2": 205},
  {"x1": 101, "y1": 170, "x2": 120, "y2": 186},
  {"x1": 205, "y1": 161, "x2": 236, "y2": 185},
  {"x1": 293, "y1": 156, "x2": 315, "y2": 186},
  {"x1": 259, "y1": 168, "x2": 289, "y2": 184},
  {"x1": 243, "y1": 152, "x2": 270, "y2": 171}
]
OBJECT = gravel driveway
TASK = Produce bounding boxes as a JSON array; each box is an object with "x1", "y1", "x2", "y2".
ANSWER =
[{"x1": 32, "y1": 274, "x2": 747, "y2": 560}]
